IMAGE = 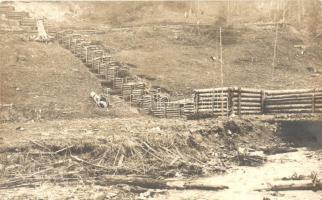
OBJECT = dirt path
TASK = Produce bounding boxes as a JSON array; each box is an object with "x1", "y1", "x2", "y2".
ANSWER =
[{"x1": 155, "y1": 148, "x2": 322, "y2": 200}]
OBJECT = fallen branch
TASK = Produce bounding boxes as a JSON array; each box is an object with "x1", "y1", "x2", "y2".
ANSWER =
[
  {"x1": 95, "y1": 175, "x2": 228, "y2": 191},
  {"x1": 28, "y1": 139, "x2": 50, "y2": 151},
  {"x1": 263, "y1": 146, "x2": 298, "y2": 155},
  {"x1": 70, "y1": 155, "x2": 115, "y2": 171},
  {"x1": 55, "y1": 145, "x2": 74, "y2": 154},
  {"x1": 257, "y1": 182, "x2": 322, "y2": 191},
  {"x1": 0, "y1": 177, "x2": 79, "y2": 189}
]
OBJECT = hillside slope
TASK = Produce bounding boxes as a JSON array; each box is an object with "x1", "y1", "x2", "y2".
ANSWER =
[{"x1": 0, "y1": 34, "x2": 137, "y2": 122}]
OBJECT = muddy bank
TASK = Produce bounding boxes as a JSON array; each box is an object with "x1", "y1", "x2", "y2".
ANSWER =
[
  {"x1": 0, "y1": 117, "x2": 280, "y2": 177},
  {"x1": 0, "y1": 117, "x2": 321, "y2": 199},
  {"x1": 155, "y1": 148, "x2": 322, "y2": 200},
  {"x1": 0, "y1": 117, "x2": 284, "y2": 198}
]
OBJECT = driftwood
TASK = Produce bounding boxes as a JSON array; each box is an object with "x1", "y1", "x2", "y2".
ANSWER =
[
  {"x1": 0, "y1": 173, "x2": 228, "y2": 191},
  {"x1": 70, "y1": 155, "x2": 117, "y2": 171},
  {"x1": 263, "y1": 146, "x2": 298, "y2": 155},
  {"x1": 95, "y1": 175, "x2": 228, "y2": 191},
  {"x1": 259, "y1": 182, "x2": 322, "y2": 191}
]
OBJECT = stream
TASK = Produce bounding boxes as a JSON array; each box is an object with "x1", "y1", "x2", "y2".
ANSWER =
[{"x1": 154, "y1": 148, "x2": 322, "y2": 200}]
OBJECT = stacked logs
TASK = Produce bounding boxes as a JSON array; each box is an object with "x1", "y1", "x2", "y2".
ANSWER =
[
  {"x1": 0, "y1": 5, "x2": 54, "y2": 31},
  {"x1": 193, "y1": 87, "x2": 230, "y2": 116},
  {"x1": 56, "y1": 30, "x2": 193, "y2": 118},
  {"x1": 149, "y1": 95, "x2": 190, "y2": 118},
  {"x1": 231, "y1": 88, "x2": 264, "y2": 115},
  {"x1": 265, "y1": 89, "x2": 322, "y2": 114},
  {"x1": 193, "y1": 87, "x2": 322, "y2": 116},
  {"x1": 0, "y1": 5, "x2": 14, "y2": 15},
  {"x1": 19, "y1": 18, "x2": 36, "y2": 27},
  {"x1": 4, "y1": 11, "x2": 28, "y2": 21},
  {"x1": 56, "y1": 31, "x2": 321, "y2": 118},
  {"x1": 122, "y1": 82, "x2": 145, "y2": 102}
]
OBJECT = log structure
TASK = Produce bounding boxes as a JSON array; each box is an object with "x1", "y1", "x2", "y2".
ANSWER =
[
  {"x1": 56, "y1": 30, "x2": 322, "y2": 119},
  {"x1": 265, "y1": 89, "x2": 322, "y2": 114},
  {"x1": 193, "y1": 87, "x2": 322, "y2": 116}
]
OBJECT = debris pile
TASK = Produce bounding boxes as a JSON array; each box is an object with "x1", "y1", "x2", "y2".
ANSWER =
[{"x1": 0, "y1": 118, "x2": 280, "y2": 191}]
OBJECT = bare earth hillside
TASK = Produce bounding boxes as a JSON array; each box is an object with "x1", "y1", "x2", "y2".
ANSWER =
[
  {"x1": 11, "y1": 1, "x2": 321, "y2": 95},
  {"x1": 0, "y1": 1, "x2": 322, "y2": 200},
  {"x1": 0, "y1": 34, "x2": 137, "y2": 122}
]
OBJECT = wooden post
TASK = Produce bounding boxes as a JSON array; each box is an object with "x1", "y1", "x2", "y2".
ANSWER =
[
  {"x1": 73, "y1": 40, "x2": 76, "y2": 54},
  {"x1": 228, "y1": 88, "x2": 233, "y2": 116},
  {"x1": 85, "y1": 47, "x2": 88, "y2": 64},
  {"x1": 312, "y1": 89, "x2": 316, "y2": 113},
  {"x1": 260, "y1": 90, "x2": 266, "y2": 114},
  {"x1": 164, "y1": 103, "x2": 167, "y2": 118},
  {"x1": 91, "y1": 52, "x2": 94, "y2": 68},
  {"x1": 238, "y1": 87, "x2": 241, "y2": 116},
  {"x1": 98, "y1": 59, "x2": 101, "y2": 74},
  {"x1": 106, "y1": 88, "x2": 110, "y2": 100},
  {"x1": 194, "y1": 93, "x2": 199, "y2": 115},
  {"x1": 219, "y1": 27, "x2": 224, "y2": 116},
  {"x1": 272, "y1": 2, "x2": 279, "y2": 79},
  {"x1": 231, "y1": 89, "x2": 235, "y2": 115}
]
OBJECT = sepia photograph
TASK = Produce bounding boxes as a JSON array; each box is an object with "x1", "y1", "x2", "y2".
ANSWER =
[{"x1": 0, "y1": 0, "x2": 322, "y2": 199}]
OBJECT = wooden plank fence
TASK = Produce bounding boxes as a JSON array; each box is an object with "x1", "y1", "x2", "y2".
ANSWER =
[
  {"x1": 194, "y1": 87, "x2": 229, "y2": 116},
  {"x1": 20, "y1": 18, "x2": 36, "y2": 27},
  {"x1": 122, "y1": 82, "x2": 145, "y2": 100},
  {"x1": 0, "y1": 5, "x2": 15, "y2": 14},
  {"x1": 265, "y1": 89, "x2": 322, "y2": 114},
  {"x1": 5, "y1": 11, "x2": 29, "y2": 21},
  {"x1": 193, "y1": 87, "x2": 322, "y2": 116}
]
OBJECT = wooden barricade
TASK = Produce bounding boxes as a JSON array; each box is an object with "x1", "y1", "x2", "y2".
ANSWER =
[
  {"x1": 193, "y1": 87, "x2": 322, "y2": 116},
  {"x1": 142, "y1": 95, "x2": 153, "y2": 112},
  {"x1": 74, "y1": 40, "x2": 88, "y2": 56},
  {"x1": 20, "y1": 18, "x2": 36, "y2": 27},
  {"x1": 97, "y1": 56, "x2": 112, "y2": 75},
  {"x1": 113, "y1": 77, "x2": 124, "y2": 90},
  {"x1": 106, "y1": 66, "x2": 118, "y2": 81},
  {"x1": 150, "y1": 96, "x2": 169, "y2": 118},
  {"x1": 230, "y1": 87, "x2": 263, "y2": 115},
  {"x1": 57, "y1": 30, "x2": 73, "y2": 44},
  {"x1": 193, "y1": 87, "x2": 229, "y2": 116},
  {"x1": 150, "y1": 101, "x2": 183, "y2": 118},
  {"x1": 265, "y1": 89, "x2": 322, "y2": 114},
  {"x1": 79, "y1": 43, "x2": 92, "y2": 61},
  {"x1": 0, "y1": 5, "x2": 14, "y2": 15},
  {"x1": 86, "y1": 48, "x2": 102, "y2": 66},
  {"x1": 182, "y1": 102, "x2": 195, "y2": 116},
  {"x1": 70, "y1": 38, "x2": 84, "y2": 54},
  {"x1": 64, "y1": 34, "x2": 82, "y2": 49},
  {"x1": 150, "y1": 100, "x2": 166, "y2": 118},
  {"x1": 82, "y1": 45, "x2": 98, "y2": 64},
  {"x1": 130, "y1": 89, "x2": 145, "y2": 105},
  {"x1": 5, "y1": 11, "x2": 28, "y2": 21},
  {"x1": 164, "y1": 102, "x2": 182, "y2": 118},
  {"x1": 90, "y1": 50, "x2": 104, "y2": 71},
  {"x1": 61, "y1": 34, "x2": 72, "y2": 48},
  {"x1": 121, "y1": 82, "x2": 145, "y2": 100}
]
